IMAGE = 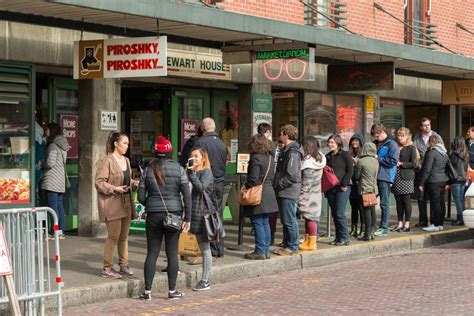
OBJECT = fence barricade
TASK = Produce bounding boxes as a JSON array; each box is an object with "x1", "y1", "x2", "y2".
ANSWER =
[{"x1": 0, "y1": 207, "x2": 63, "y2": 315}]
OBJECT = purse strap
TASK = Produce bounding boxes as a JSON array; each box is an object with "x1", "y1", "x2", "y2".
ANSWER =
[
  {"x1": 149, "y1": 169, "x2": 170, "y2": 215},
  {"x1": 261, "y1": 156, "x2": 272, "y2": 184}
]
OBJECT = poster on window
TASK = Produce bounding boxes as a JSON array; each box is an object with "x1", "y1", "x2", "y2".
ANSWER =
[{"x1": 252, "y1": 112, "x2": 272, "y2": 135}]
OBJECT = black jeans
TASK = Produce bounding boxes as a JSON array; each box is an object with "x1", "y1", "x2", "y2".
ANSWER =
[
  {"x1": 210, "y1": 181, "x2": 225, "y2": 257},
  {"x1": 349, "y1": 196, "x2": 364, "y2": 230},
  {"x1": 363, "y1": 206, "x2": 376, "y2": 237},
  {"x1": 414, "y1": 172, "x2": 428, "y2": 224},
  {"x1": 395, "y1": 194, "x2": 412, "y2": 222},
  {"x1": 424, "y1": 182, "x2": 447, "y2": 227},
  {"x1": 143, "y1": 212, "x2": 180, "y2": 291}
]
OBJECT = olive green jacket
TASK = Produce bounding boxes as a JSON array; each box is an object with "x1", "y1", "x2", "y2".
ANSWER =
[{"x1": 354, "y1": 143, "x2": 379, "y2": 195}]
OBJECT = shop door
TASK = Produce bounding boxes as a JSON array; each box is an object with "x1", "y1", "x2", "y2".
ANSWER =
[
  {"x1": 48, "y1": 78, "x2": 79, "y2": 231},
  {"x1": 171, "y1": 89, "x2": 210, "y2": 159},
  {"x1": 405, "y1": 105, "x2": 439, "y2": 138},
  {"x1": 213, "y1": 91, "x2": 238, "y2": 173}
]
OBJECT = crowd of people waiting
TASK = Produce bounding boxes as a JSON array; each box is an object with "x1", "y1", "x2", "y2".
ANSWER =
[{"x1": 90, "y1": 116, "x2": 474, "y2": 300}]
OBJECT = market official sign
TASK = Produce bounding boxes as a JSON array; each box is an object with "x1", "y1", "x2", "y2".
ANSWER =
[
  {"x1": 328, "y1": 62, "x2": 394, "y2": 91},
  {"x1": 442, "y1": 80, "x2": 474, "y2": 105},
  {"x1": 167, "y1": 49, "x2": 231, "y2": 80},
  {"x1": 73, "y1": 36, "x2": 167, "y2": 79},
  {"x1": 253, "y1": 48, "x2": 315, "y2": 83}
]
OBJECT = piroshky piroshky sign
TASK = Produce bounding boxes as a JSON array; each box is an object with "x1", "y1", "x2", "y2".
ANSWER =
[{"x1": 100, "y1": 111, "x2": 118, "y2": 131}]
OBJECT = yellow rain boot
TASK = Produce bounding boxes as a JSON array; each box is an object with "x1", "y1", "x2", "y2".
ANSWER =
[
  {"x1": 298, "y1": 234, "x2": 309, "y2": 251},
  {"x1": 300, "y1": 236, "x2": 317, "y2": 251}
]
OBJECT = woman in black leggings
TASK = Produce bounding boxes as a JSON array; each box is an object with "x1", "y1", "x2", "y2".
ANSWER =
[{"x1": 137, "y1": 136, "x2": 191, "y2": 300}]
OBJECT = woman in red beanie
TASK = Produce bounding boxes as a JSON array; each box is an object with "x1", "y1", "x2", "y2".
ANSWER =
[{"x1": 138, "y1": 136, "x2": 191, "y2": 300}]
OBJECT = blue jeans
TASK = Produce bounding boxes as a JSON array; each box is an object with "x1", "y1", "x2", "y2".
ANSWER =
[
  {"x1": 378, "y1": 181, "x2": 391, "y2": 230},
  {"x1": 451, "y1": 183, "x2": 466, "y2": 216},
  {"x1": 47, "y1": 191, "x2": 65, "y2": 235},
  {"x1": 325, "y1": 185, "x2": 351, "y2": 242},
  {"x1": 278, "y1": 198, "x2": 299, "y2": 252},
  {"x1": 251, "y1": 213, "x2": 271, "y2": 256}
]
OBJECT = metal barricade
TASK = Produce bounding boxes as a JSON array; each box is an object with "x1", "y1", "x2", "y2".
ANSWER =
[{"x1": 0, "y1": 207, "x2": 63, "y2": 315}]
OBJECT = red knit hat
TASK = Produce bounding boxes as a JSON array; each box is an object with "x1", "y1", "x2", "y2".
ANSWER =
[{"x1": 154, "y1": 135, "x2": 173, "y2": 157}]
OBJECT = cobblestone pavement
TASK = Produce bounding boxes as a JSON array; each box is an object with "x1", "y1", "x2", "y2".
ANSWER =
[{"x1": 64, "y1": 240, "x2": 474, "y2": 315}]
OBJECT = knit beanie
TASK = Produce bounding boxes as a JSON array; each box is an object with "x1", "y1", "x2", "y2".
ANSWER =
[{"x1": 154, "y1": 135, "x2": 173, "y2": 158}]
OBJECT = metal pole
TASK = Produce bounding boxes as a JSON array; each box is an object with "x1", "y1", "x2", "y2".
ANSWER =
[{"x1": 447, "y1": 188, "x2": 452, "y2": 219}]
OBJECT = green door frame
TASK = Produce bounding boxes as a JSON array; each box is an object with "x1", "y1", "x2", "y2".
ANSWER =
[{"x1": 170, "y1": 88, "x2": 210, "y2": 159}]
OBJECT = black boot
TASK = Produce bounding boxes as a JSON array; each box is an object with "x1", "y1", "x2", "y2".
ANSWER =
[
  {"x1": 350, "y1": 225, "x2": 357, "y2": 237},
  {"x1": 451, "y1": 215, "x2": 464, "y2": 226}
]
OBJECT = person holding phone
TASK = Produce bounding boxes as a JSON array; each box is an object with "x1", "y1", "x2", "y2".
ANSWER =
[
  {"x1": 188, "y1": 147, "x2": 215, "y2": 291},
  {"x1": 138, "y1": 136, "x2": 191, "y2": 300},
  {"x1": 95, "y1": 131, "x2": 139, "y2": 279}
]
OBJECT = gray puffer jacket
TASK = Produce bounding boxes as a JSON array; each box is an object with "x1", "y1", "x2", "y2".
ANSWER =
[
  {"x1": 273, "y1": 141, "x2": 304, "y2": 200},
  {"x1": 41, "y1": 135, "x2": 69, "y2": 193}
]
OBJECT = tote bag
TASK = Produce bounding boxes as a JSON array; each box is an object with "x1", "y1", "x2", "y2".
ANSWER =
[{"x1": 321, "y1": 165, "x2": 340, "y2": 193}]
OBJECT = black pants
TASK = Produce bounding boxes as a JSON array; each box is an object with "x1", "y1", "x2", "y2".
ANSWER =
[
  {"x1": 349, "y1": 196, "x2": 364, "y2": 230},
  {"x1": 414, "y1": 172, "x2": 428, "y2": 224},
  {"x1": 424, "y1": 182, "x2": 447, "y2": 227},
  {"x1": 395, "y1": 194, "x2": 412, "y2": 222},
  {"x1": 210, "y1": 181, "x2": 225, "y2": 257},
  {"x1": 362, "y1": 205, "x2": 376, "y2": 237},
  {"x1": 143, "y1": 212, "x2": 180, "y2": 291}
]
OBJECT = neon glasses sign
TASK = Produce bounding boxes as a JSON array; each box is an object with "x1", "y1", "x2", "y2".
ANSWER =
[{"x1": 253, "y1": 48, "x2": 314, "y2": 83}]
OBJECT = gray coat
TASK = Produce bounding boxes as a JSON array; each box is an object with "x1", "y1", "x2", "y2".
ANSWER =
[
  {"x1": 273, "y1": 141, "x2": 304, "y2": 200},
  {"x1": 298, "y1": 153, "x2": 326, "y2": 221},
  {"x1": 413, "y1": 131, "x2": 443, "y2": 164},
  {"x1": 243, "y1": 153, "x2": 278, "y2": 216},
  {"x1": 419, "y1": 144, "x2": 449, "y2": 185},
  {"x1": 41, "y1": 135, "x2": 69, "y2": 193},
  {"x1": 189, "y1": 168, "x2": 216, "y2": 235}
]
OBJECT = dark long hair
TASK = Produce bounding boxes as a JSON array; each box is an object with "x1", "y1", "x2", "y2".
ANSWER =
[
  {"x1": 302, "y1": 136, "x2": 322, "y2": 162},
  {"x1": 106, "y1": 131, "x2": 128, "y2": 155},
  {"x1": 46, "y1": 122, "x2": 62, "y2": 144},
  {"x1": 248, "y1": 134, "x2": 272, "y2": 156},
  {"x1": 149, "y1": 158, "x2": 166, "y2": 187},
  {"x1": 451, "y1": 136, "x2": 469, "y2": 161}
]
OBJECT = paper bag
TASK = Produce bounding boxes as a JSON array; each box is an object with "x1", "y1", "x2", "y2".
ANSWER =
[{"x1": 178, "y1": 232, "x2": 201, "y2": 257}]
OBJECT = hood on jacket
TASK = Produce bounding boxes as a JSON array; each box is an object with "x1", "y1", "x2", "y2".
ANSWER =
[
  {"x1": 284, "y1": 141, "x2": 304, "y2": 157},
  {"x1": 349, "y1": 133, "x2": 365, "y2": 146},
  {"x1": 52, "y1": 135, "x2": 70, "y2": 151},
  {"x1": 431, "y1": 143, "x2": 447, "y2": 155},
  {"x1": 360, "y1": 142, "x2": 377, "y2": 157},
  {"x1": 302, "y1": 152, "x2": 326, "y2": 170}
]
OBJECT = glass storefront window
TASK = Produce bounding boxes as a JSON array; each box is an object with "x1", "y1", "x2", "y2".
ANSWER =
[
  {"x1": 336, "y1": 95, "x2": 363, "y2": 149},
  {"x1": 218, "y1": 100, "x2": 238, "y2": 162},
  {"x1": 380, "y1": 99, "x2": 403, "y2": 137},
  {"x1": 304, "y1": 92, "x2": 334, "y2": 153},
  {"x1": 178, "y1": 97, "x2": 203, "y2": 151},
  {"x1": 272, "y1": 91, "x2": 299, "y2": 141},
  {"x1": 0, "y1": 100, "x2": 31, "y2": 204},
  {"x1": 462, "y1": 105, "x2": 474, "y2": 135}
]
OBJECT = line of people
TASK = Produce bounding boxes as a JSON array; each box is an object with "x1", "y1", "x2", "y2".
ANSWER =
[{"x1": 92, "y1": 116, "x2": 473, "y2": 301}]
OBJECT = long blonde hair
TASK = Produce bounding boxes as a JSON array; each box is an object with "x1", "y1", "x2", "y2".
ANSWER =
[{"x1": 191, "y1": 147, "x2": 211, "y2": 171}]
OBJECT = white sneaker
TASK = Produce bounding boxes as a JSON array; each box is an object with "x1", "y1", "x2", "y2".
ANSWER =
[
  {"x1": 438, "y1": 226, "x2": 444, "y2": 231},
  {"x1": 423, "y1": 225, "x2": 440, "y2": 232}
]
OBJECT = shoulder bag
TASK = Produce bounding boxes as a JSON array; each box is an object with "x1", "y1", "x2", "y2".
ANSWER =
[
  {"x1": 238, "y1": 156, "x2": 271, "y2": 206},
  {"x1": 201, "y1": 193, "x2": 225, "y2": 242},
  {"x1": 321, "y1": 165, "x2": 340, "y2": 193},
  {"x1": 150, "y1": 171, "x2": 183, "y2": 232},
  {"x1": 444, "y1": 154, "x2": 460, "y2": 184},
  {"x1": 362, "y1": 192, "x2": 378, "y2": 208}
]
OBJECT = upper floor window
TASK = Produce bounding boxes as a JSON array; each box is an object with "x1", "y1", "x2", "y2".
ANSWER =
[
  {"x1": 404, "y1": 0, "x2": 436, "y2": 48},
  {"x1": 303, "y1": 0, "x2": 347, "y2": 30}
]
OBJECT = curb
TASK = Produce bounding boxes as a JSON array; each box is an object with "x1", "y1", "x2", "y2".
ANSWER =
[{"x1": 53, "y1": 228, "x2": 473, "y2": 310}]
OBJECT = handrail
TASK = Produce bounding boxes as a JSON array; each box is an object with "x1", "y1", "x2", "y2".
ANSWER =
[{"x1": 300, "y1": 0, "x2": 357, "y2": 35}]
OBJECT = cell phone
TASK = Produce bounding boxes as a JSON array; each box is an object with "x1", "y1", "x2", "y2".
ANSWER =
[
  {"x1": 122, "y1": 185, "x2": 130, "y2": 190},
  {"x1": 187, "y1": 158, "x2": 195, "y2": 169}
]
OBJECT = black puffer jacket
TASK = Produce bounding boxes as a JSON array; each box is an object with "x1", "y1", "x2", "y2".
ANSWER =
[
  {"x1": 138, "y1": 159, "x2": 192, "y2": 222},
  {"x1": 189, "y1": 168, "x2": 216, "y2": 235},
  {"x1": 273, "y1": 141, "x2": 304, "y2": 200},
  {"x1": 419, "y1": 145, "x2": 449, "y2": 185}
]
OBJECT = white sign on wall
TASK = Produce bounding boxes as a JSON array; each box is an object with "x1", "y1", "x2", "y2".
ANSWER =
[
  {"x1": 100, "y1": 111, "x2": 118, "y2": 131},
  {"x1": 252, "y1": 112, "x2": 273, "y2": 135}
]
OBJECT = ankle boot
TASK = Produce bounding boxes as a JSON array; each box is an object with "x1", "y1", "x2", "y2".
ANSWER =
[
  {"x1": 300, "y1": 236, "x2": 317, "y2": 251},
  {"x1": 349, "y1": 225, "x2": 357, "y2": 236},
  {"x1": 298, "y1": 234, "x2": 309, "y2": 250},
  {"x1": 452, "y1": 215, "x2": 464, "y2": 226}
]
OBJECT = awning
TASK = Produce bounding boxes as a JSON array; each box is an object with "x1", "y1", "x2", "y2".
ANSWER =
[{"x1": 1, "y1": 0, "x2": 473, "y2": 79}]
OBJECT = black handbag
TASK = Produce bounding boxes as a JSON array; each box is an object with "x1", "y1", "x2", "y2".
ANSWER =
[
  {"x1": 445, "y1": 155, "x2": 460, "y2": 184},
  {"x1": 200, "y1": 193, "x2": 225, "y2": 242},
  {"x1": 151, "y1": 170, "x2": 183, "y2": 232}
]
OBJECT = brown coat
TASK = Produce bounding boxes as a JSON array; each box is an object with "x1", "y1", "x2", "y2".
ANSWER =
[{"x1": 95, "y1": 154, "x2": 137, "y2": 222}]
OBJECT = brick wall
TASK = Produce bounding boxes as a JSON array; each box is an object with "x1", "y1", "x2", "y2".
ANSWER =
[
  {"x1": 220, "y1": 0, "x2": 474, "y2": 57},
  {"x1": 219, "y1": 0, "x2": 304, "y2": 24}
]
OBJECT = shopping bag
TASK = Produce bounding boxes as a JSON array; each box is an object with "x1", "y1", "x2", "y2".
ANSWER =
[{"x1": 178, "y1": 232, "x2": 201, "y2": 257}]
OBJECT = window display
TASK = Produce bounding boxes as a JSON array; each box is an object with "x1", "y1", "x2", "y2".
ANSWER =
[
  {"x1": 304, "y1": 92, "x2": 334, "y2": 153},
  {"x1": 0, "y1": 101, "x2": 31, "y2": 204}
]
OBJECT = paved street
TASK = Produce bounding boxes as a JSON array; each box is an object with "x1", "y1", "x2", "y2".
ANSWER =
[{"x1": 63, "y1": 239, "x2": 474, "y2": 315}]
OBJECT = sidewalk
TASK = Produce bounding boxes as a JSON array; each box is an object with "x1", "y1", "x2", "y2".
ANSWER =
[{"x1": 48, "y1": 206, "x2": 473, "y2": 311}]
